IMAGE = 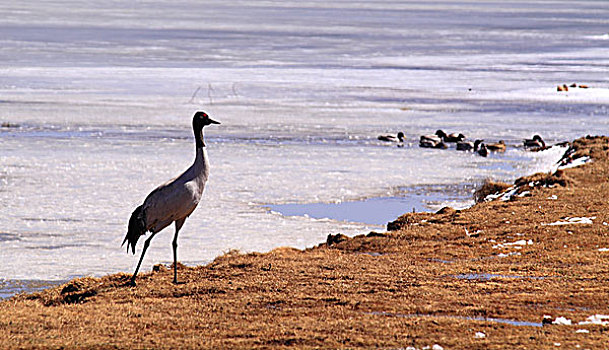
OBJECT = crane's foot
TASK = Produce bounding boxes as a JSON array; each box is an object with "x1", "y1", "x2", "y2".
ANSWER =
[{"x1": 128, "y1": 278, "x2": 137, "y2": 287}]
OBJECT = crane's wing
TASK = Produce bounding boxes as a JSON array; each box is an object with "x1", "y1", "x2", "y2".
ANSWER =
[{"x1": 142, "y1": 175, "x2": 201, "y2": 233}]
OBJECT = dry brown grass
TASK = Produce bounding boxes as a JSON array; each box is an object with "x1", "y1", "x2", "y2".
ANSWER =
[
  {"x1": 1, "y1": 136, "x2": 608, "y2": 349},
  {"x1": 473, "y1": 179, "x2": 512, "y2": 203}
]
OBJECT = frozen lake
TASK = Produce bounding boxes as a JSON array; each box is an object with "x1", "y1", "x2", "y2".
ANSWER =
[{"x1": 1, "y1": 1, "x2": 608, "y2": 297}]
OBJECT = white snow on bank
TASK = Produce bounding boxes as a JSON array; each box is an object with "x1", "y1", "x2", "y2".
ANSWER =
[
  {"x1": 493, "y1": 239, "x2": 533, "y2": 249},
  {"x1": 496, "y1": 252, "x2": 521, "y2": 258},
  {"x1": 483, "y1": 186, "x2": 525, "y2": 202},
  {"x1": 579, "y1": 315, "x2": 609, "y2": 326},
  {"x1": 552, "y1": 316, "x2": 572, "y2": 325},
  {"x1": 543, "y1": 217, "x2": 595, "y2": 226},
  {"x1": 557, "y1": 156, "x2": 592, "y2": 171}
]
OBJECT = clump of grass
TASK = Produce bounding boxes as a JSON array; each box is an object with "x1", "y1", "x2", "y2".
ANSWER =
[
  {"x1": 473, "y1": 179, "x2": 511, "y2": 203},
  {"x1": 515, "y1": 170, "x2": 574, "y2": 188}
]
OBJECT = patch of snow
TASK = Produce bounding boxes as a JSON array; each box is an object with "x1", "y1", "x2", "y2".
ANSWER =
[
  {"x1": 598, "y1": 248, "x2": 609, "y2": 252},
  {"x1": 547, "y1": 195, "x2": 558, "y2": 200},
  {"x1": 517, "y1": 191, "x2": 531, "y2": 197},
  {"x1": 493, "y1": 239, "x2": 533, "y2": 249},
  {"x1": 543, "y1": 217, "x2": 595, "y2": 226},
  {"x1": 552, "y1": 316, "x2": 572, "y2": 325},
  {"x1": 578, "y1": 314, "x2": 609, "y2": 325},
  {"x1": 575, "y1": 329, "x2": 590, "y2": 334},
  {"x1": 497, "y1": 252, "x2": 522, "y2": 258},
  {"x1": 484, "y1": 186, "x2": 512, "y2": 201},
  {"x1": 557, "y1": 156, "x2": 592, "y2": 170},
  {"x1": 500, "y1": 187, "x2": 519, "y2": 201},
  {"x1": 474, "y1": 332, "x2": 486, "y2": 339}
]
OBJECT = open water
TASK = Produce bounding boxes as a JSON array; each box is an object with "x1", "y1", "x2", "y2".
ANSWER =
[{"x1": 1, "y1": 1, "x2": 608, "y2": 297}]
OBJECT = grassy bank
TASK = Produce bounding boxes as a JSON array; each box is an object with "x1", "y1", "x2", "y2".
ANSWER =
[{"x1": 2, "y1": 136, "x2": 608, "y2": 349}]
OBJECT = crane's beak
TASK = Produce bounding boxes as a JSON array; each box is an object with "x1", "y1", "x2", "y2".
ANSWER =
[{"x1": 209, "y1": 118, "x2": 221, "y2": 125}]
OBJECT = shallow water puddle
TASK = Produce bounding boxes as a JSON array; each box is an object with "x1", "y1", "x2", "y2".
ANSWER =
[
  {"x1": 429, "y1": 258, "x2": 454, "y2": 264},
  {"x1": 0, "y1": 279, "x2": 66, "y2": 299},
  {"x1": 266, "y1": 197, "x2": 423, "y2": 226},
  {"x1": 265, "y1": 185, "x2": 471, "y2": 226},
  {"x1": 451, "y1": 273, "x2": 547, "y2": 281},
  {"x1": 368, "y1": 311, "x2": 543, "y2": 327}
]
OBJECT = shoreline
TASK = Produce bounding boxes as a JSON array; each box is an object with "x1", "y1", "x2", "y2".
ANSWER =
[{"x1": 1, "y1": 135, "x2": 608, "y2": 349}]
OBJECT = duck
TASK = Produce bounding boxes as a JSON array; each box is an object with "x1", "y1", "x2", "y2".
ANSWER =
[
  {"x1": 456, "y1": 139, "x2": 483, "y2": 152},
  {"x1": 420, "y1": 138, "x2": 448, "y2": 149},
  {"x1": 378, "y1": 132, "x2": 405, "y2": 143},
  {"x1": 123, "y1": 111, "x2": 220, "y2": 286},
  {"x1": 486, "y1": 140, "x2": 506, "y2": 152},
  {"x1": 420, "y1": 133, "x2": 442, "y2": 143},
  {"x1": 436, "y1": 129, "x2": 466, "y2": 143},
  {"x1": 523, "y1": 135, "x2": 545, "y2": 149},
  {"x1": 477, "y1": 143, "x2": 488, "y2": 157}
]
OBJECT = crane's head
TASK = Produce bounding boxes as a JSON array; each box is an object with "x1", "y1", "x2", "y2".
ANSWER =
[
  {"x1": 193, "y1": 111, "x2": 221, "y2": 129},
  {"x1": 193, "y1": 111, "x2": 220, "y2": 148}
]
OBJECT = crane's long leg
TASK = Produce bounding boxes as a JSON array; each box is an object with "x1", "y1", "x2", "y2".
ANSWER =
[
  {"x1": 173, "y1": 219, "x2": 186, "y2": 284},
  {"x1": 130, "y1": 231, "x2": 159, "y2": 286}
]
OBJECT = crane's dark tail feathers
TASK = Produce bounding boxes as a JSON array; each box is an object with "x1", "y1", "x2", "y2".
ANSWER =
[{"x1": 123, "y1": 205, "x2": 147, "y2": 254}]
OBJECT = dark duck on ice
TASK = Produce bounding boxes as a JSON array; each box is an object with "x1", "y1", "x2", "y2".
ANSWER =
[
  {"x1": 486, "y1": 140, "x2": 506, "y2": 152},
  {"x1": 378, "y1": 132, "x2": 405, "y2": 143},
  {"x1": 419, "y1": 135, "x2": 448, "y2": 149},
  {"x1": 436, "y1": 129, "x2": 466, "y2": 143},
  {"x1": 523, "y1": 135, "x2": 545, "y2": 148},
  {"x1": 523, "y1": 135, "x2": 547, "y2": 151},
  {"x1": 456, "y1": 139, "x2": 483, "y2": 152}
]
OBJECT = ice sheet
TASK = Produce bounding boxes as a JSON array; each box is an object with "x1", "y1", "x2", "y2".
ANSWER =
[{"x1": 1, "y1": 1, "x2": 608, "y2": 292}]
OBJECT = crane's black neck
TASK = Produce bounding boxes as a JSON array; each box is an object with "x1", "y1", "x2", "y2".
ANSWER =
[{"x1": 193, "y1": 122, "x2": 205, "y2": 148}]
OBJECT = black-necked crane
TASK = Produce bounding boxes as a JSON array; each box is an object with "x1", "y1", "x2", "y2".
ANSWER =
[{"x1": 122, "y1": 111, "x2": 220, "y2": 286}]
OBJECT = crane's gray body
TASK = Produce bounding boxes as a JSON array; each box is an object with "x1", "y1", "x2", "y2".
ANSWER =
[{"x1": 143, "y1": 147, "x2": 209, "y2": 234}]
